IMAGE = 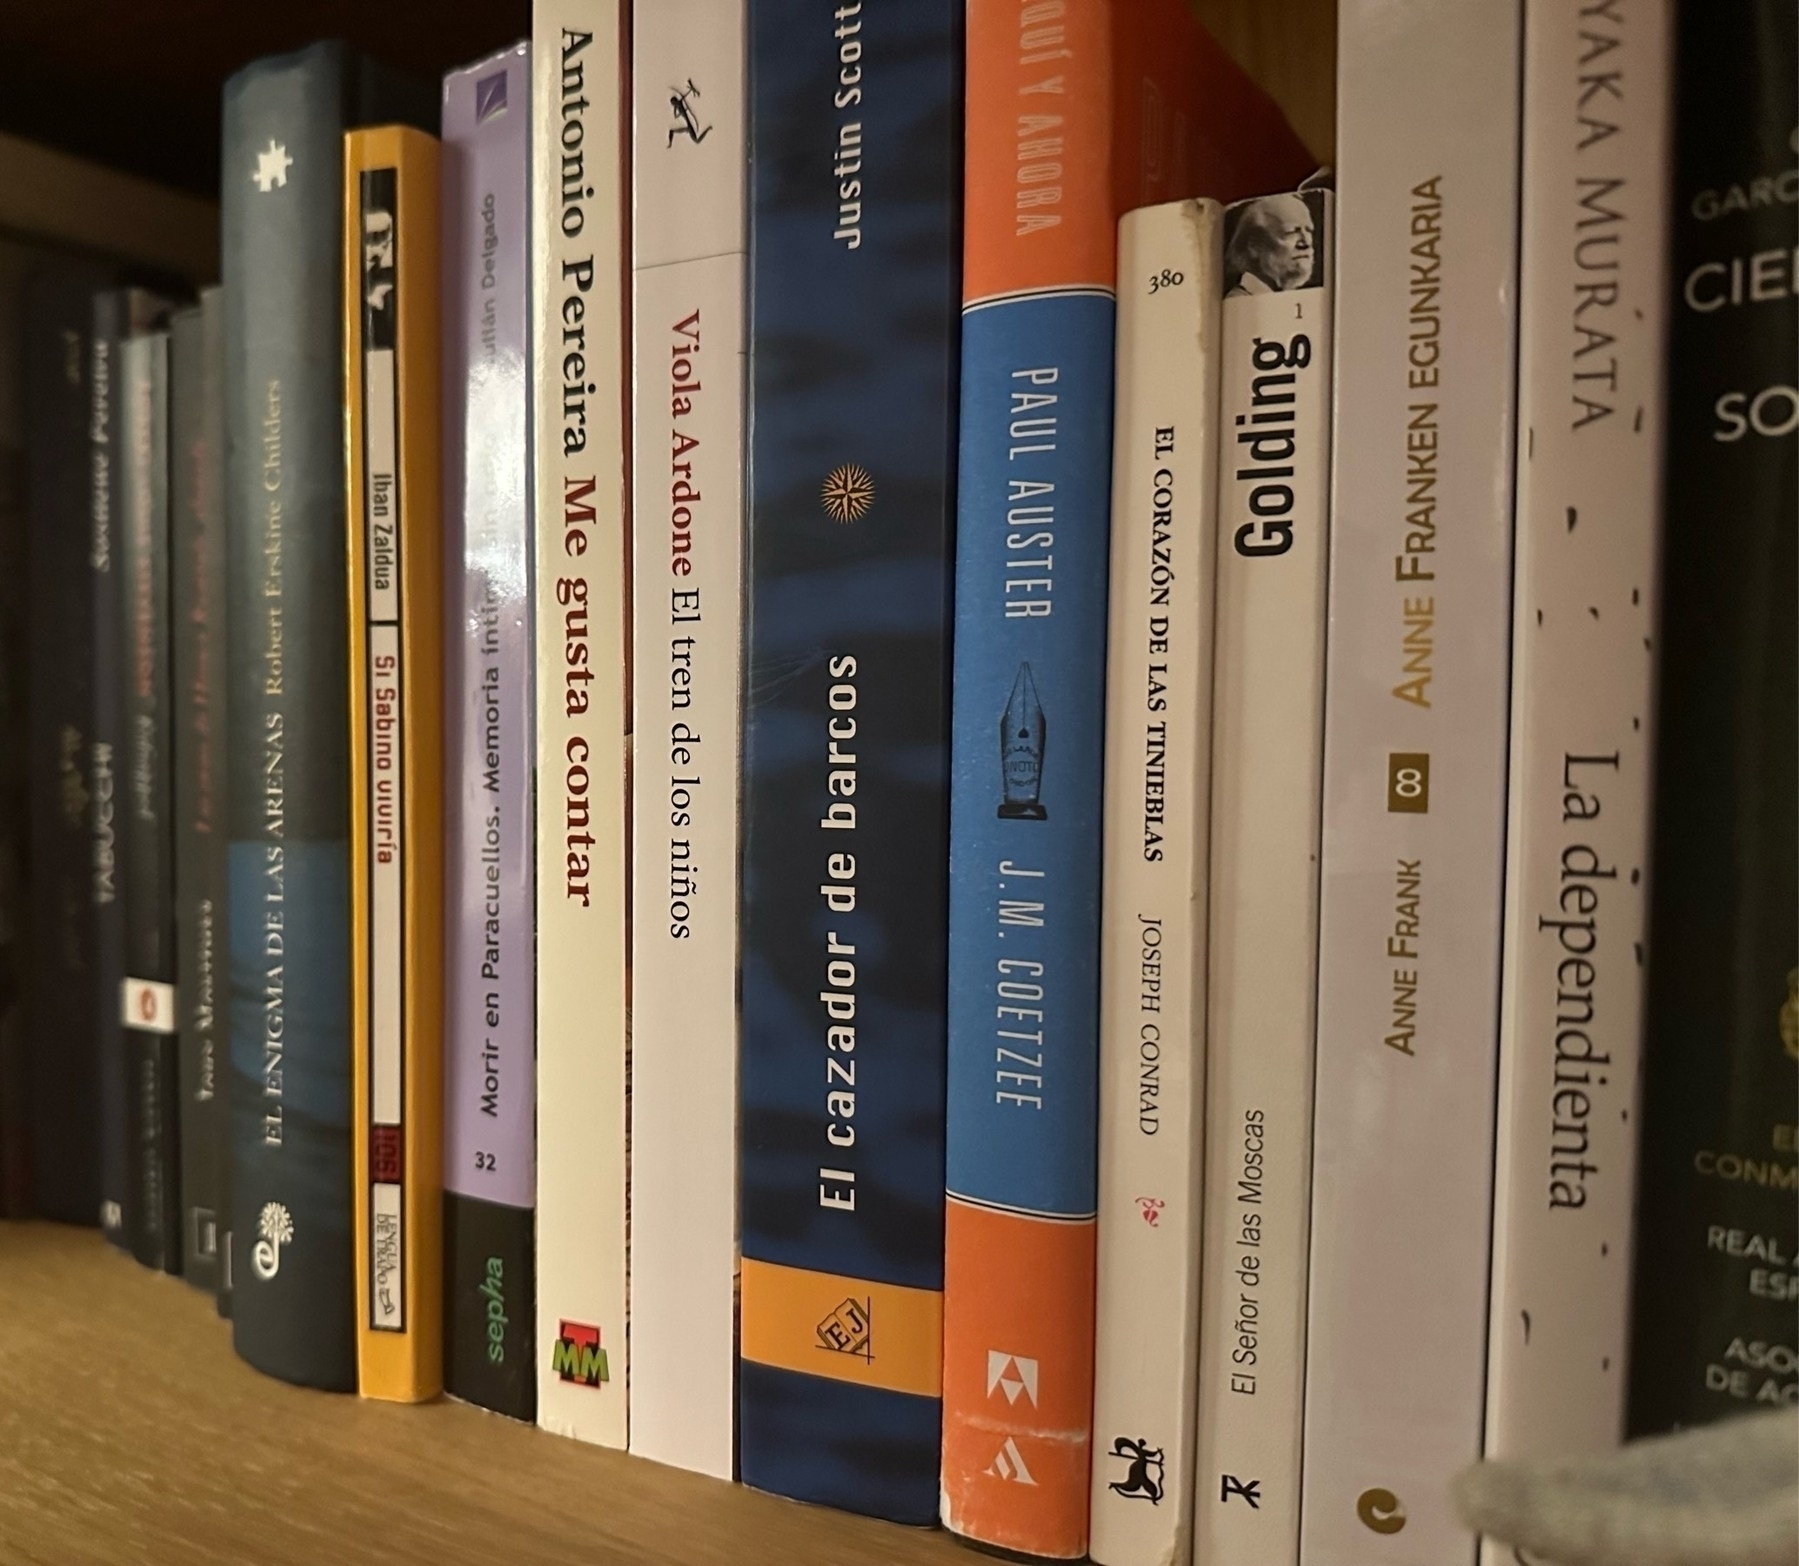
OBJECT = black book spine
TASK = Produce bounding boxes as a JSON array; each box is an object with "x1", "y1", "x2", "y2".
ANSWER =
[
  {"x1": 119, "y1": 328, "x2": 181, "y2": 1274},
  {"x1": 1627, "y1": 0, "x2": 1799, "y2": 1433},
  {"x1": 221, "y1": 42, "x2": 433, "y2": 1390},
  {"x1": 172, "y1": 295, "x2": 228, "y2": 1293},
  {"x1": 89, "y1": 288, "x2": 163, "y2": 1249},
  {"x1": 24, "y1": 266, "x2": 111, "y2": 1224},
  {"x1": 0, "y1": 248, "x2": 31, "y2": 1219}
]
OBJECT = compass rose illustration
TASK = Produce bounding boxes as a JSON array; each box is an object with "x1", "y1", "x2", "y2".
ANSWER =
[{"x1": 821, "y1": 464, "x2": 874, "y2": 523}]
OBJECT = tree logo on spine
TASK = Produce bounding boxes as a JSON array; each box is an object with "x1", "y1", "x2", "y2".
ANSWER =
[{"x1": 251, "y1": 1202, "x2": 294, "y2": 1280}]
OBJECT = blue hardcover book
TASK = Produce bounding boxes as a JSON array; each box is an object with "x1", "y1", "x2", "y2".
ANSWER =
[{"x1": 737, "y1": 0, "x2": 962, "y2": 1524}]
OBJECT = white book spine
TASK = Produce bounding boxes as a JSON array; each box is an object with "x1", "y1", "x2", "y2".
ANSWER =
[
  {"x1": 1302, "y1": 4, "x2": 1521, "y2": 1561},
  {"x1": 1194, "y1": 187, "x2": 1335, "y2": 1566},
  {"x1": 627, "y1": 0, "x2": 746, "y2": 1482},
  {"x1": 1481, "y1": 0, "x2": 1669, "y2": 1531},
  {"x1": 1090, "y1": 198, "x2": 1223, "y2": 1566},
  {"x1": 533, "y1": 0, "x2": 630, "y2": 1448}
]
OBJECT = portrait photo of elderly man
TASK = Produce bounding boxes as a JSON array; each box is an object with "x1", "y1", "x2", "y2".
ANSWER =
[{"x1": 1223, "y1": 191, "x2": 1326, "y2": 296}]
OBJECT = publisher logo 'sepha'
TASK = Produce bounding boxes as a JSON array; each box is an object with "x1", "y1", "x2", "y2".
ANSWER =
[{"x1": 481, "y1": 1257, "x2": 508, "y2": 1364}]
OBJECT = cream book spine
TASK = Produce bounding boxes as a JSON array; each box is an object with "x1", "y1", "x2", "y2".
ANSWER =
[
  {"x1": 532, "y1": 0, "x2": 630, "y2": 1448},
  {"x1": 1301, "y1": 3, "x2": 1522, "y2": 1561},
  {"x1": 1193, "y1": 186, "x2": 1335, "y2": 1566},
  {"x1": 1482, "y1": 1, "x2": 1670, "y2": 1544},
  {"x1": 1089, "y1": 197, "x2": 1223, "y2": 1566},
  {"x1": 627, "y1": 0, "x2": 746, "y2": 1481}
]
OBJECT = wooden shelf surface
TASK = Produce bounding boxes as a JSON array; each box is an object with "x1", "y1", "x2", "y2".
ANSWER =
[{"x1": 0, "y1": 1223, "x2": 968, "y2": 1566}]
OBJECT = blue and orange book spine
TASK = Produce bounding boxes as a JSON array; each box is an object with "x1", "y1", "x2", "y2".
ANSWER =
[
  {"x1": 942, "y1": 2, "x2": 1313, "y2": 1556},
  {"x1": 737, "y1": 0, "x2": 963, "y2": 1526}
]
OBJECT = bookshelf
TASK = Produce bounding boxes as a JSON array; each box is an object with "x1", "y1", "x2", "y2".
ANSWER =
[
  {"x1": 0, "y1": 1, "x2": 531, "y2": 198},
  {"x1": 0, "y1": 1224, "x2": 969, "y2": 1565},
  {"x1": 0, "y1": 0, "x2": 1336, "y2": 202},
  {"x1": 0, "y1": 2, "x2": 1337, "y2": 1562},
  {"x1": 1193, "y1": 0, "x2": 1337, "y2": 164}
]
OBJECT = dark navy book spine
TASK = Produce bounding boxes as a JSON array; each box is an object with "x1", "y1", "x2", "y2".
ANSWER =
[
  {"x1": 221, "y1": 41, "x2": 433, "y2": 1390},
  {"x1": 0, "y1": 252, "x2": 32, "y2": 1219},
  {"x1": 172, "y1": 293, "x2": 229, "y2": 1294},
  {"x1": 91, "y1": 287, "x2": 170, "y2": 1249},
  {"x1": 737, "y1": 0, "x2": 962, "y2": 1524},
  {"x1": 118, "y1": 328, "x2": 181, "y2": 1274},
  {"x1": 25, "y1": 264, "x2": 111, "y2": 1225}
]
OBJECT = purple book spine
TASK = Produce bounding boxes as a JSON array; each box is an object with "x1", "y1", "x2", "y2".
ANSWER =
[{"x1": 441, "y1": 42, "x2": 535, "y2": 1420}]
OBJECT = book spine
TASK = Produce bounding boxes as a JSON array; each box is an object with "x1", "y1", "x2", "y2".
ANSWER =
[
  {"x1": 1088, "y1": 198, "x2": 1223, "y2": 1566},
  {"x1": 25, "y1": 264, "x2": 110, "y2": 1227},
  {"x1": 1301, "y1": 6, "x2": 1521, "y2": 1562},
  {"x1": 1627, "y1": 0, "x2": 1798, "y2": 1435},
  {"x1": 943, "y1": 7, "x2": 1119, "y2": 1556},
  {"x1": 736, "y1": 0, "x2": 960, "y2": 1525},
  {"x1": 207, "y1": 285, "x2": 235, "y2": 1319},
  {"x1": 90, "y1": 291, "x2": 131, "y2": 1249},
  {"x1": 531, "y1": 0, "x2": 630, "y2": 1448},
  {"x1": 627, "y1": 0, "x2": 744, "y2": 1480},
  {"x1": 220, "y1": 42, "x2": 362, "y2": 1391},
  {"x1": 0, "y1": 243, "x2": 28, "y2": 1219},
  {"x1": 1193, "y1": 187, "x2": 1334, "y2": 1566},
  {"x1": 0, "y1": 244, "x2": 28, "y2": 1219},
  {"x1": 348, "y1": 125, "x2": 445, "y2": 1403},
  {"x1": 172, "y1": 292, "x2": 228, "y2": 1292},
  {"x1": 441, "y1": 42, "x2": 536, "y2": 1424},
  {"x1": 1481, "y1": 0, "x2": 1669, "y2": 1511},
  {"x1": 119, "y1": 327, "x2": 181, "y2": 1274}
]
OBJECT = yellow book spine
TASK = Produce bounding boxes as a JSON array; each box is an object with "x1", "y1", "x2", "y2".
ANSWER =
[{"x1": 345, "y1": 124, "x2": 444, "y2": 1403}]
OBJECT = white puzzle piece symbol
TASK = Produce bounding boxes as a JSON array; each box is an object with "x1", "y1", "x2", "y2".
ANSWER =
[{"x1": 253, "y1": 140, "x2": 292, "y2": 192}]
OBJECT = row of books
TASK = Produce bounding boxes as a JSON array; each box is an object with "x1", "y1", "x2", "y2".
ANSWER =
[{"x1": 5, "y1": 1, "x2": 1793, "y2": 1563}]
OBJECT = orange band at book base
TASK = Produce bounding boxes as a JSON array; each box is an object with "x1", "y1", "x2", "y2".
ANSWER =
[
  {"x1": 942, "y1": 1199, "x2": 1100, "y2": 1551},
  {"x1": 739, "y1": 1259, "x2": 943, "y2": 1400}
]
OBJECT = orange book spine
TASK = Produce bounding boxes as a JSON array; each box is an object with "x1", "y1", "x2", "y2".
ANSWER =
[
  {"x1": 943, "y1": 2, "x2": 1313, "y2": 1557},
  {"x1": 346, "y1": 123, "x2": 444, "y2": 1403}
]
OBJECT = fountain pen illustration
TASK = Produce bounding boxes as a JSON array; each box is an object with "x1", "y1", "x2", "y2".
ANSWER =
[{"x1": 997, "y1": 662, "x2": 1048, "y2": 821}]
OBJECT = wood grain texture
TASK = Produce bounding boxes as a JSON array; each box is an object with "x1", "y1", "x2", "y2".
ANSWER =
[
  {"x1": 0, "y1": 1224, "x2": 968, "y2": 1566},
  {"x1": 1190, "y1": 0, "x2": 1338, "y2": 166}
]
